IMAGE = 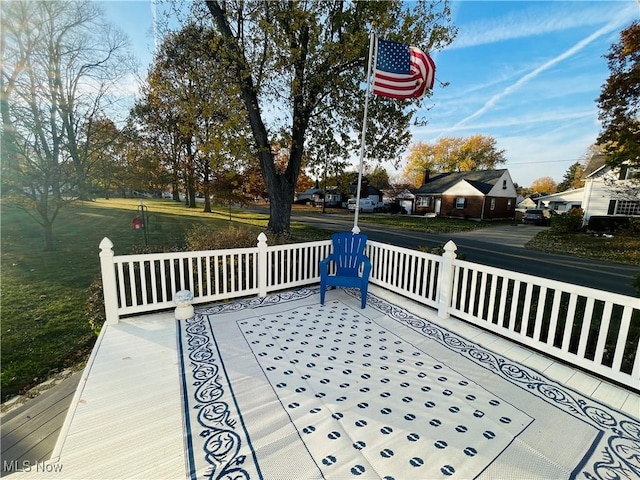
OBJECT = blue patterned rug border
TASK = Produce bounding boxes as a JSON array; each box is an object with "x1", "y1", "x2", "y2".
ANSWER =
[
  {"x1": 197, "y1": 288, "x2": 317, "y2": 316},
  {"x1": 178, "y1": 315, "x2": 265, "y2": 480}
]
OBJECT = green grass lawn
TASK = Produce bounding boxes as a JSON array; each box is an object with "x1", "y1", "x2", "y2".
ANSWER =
[
  {"x1": 0, "y1": 198, "x2": 330, "y2": 401},
  {"x1": 527, "y1": 229, "x2": 640, "y2": 266},
  {"x1": 2, "y1": 200, "x2": 637, "y2": 401}
]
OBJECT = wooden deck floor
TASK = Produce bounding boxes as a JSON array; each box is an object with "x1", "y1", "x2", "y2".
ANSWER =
[
  {"x1": 1, "y1": 286, "x2": 638, "y2": 479},
  {"x1": 1, "y1": 372, "x2": 82, "y2": 477}
]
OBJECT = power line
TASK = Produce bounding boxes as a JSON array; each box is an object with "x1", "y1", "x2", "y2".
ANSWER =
[{"x1": 508, "y1": 159, "x2": 582, "y2": 165}]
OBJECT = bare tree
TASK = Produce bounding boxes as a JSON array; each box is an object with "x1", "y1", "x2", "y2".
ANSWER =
[{"x1": 1, "y1": 0, "x2": 131, "y2": 249}]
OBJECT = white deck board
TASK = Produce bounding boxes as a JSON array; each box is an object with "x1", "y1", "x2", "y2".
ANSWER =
[
  {"x1": 8, "y1": 286, "x2": 637, "y2": 479},
  {"x1": 7, "y1": 310, "x2": 186, "y2": 479}
]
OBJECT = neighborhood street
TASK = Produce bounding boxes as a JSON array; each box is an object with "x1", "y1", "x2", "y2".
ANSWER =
[{"x1": 288, "y1": 211, "x2": 639, "y2": 297}]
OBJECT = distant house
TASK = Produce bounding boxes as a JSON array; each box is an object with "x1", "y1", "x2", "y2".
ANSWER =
[
  {"x1": 535, "y1": 189, "x2": 584, "y2": 213},
  {"x1": 580, "y1": 155, "x2": 640, "y2": 225},
  {"x1": 323, "y1": 187, "x2": 342, "y2": 207},
  {"x1": 517, "y1": 196, "x2": 536, "y2": 211},
  {"x1": 296, "y1": 188, "x2": 323, "y2": 204},
  {"x1": 413, "y1": 169, "x2": 517, "y2": 220},
  {"x1": 396, "y1": 189, "x2": 416, "y2": 214},
  {"x1": 534, "y1": 155, "x2": 639, "y2": 225},
  {"x1": 348, "y1": 184, "x2": 383, "y2": 205}
]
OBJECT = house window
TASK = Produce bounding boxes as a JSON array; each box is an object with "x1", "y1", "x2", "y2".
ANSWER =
[
  {"x1": 416, "y1": 197, "x2": 431, "y2": 207},
  {"x1": 507, "y1": 199, "x2": 512, "y2": 209},
  {"x1": 615, "y1": 200, "x2": 640, "y2": 216},
  {"x1": 455, "y1": 197, "x2": 466, "y2": 209},
  {"x1": 490, "y1": 198, "x2": 496, "y2": 210},
  {"x1": 618, "y1": 165, "x2": 639, "y2": 180},
  {"x1": 624, "y1": 166, "x2": 639, "y2": 180},
  {"x1": 502, "y1": 180, "x2": 507, "y2": 189}
]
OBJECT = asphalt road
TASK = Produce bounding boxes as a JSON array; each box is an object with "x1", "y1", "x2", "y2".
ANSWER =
[{"x1": 288, "y1": 211, "x2": 639, "y2": 297}]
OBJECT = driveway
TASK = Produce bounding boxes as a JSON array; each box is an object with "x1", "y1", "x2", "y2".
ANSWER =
[{"x1": 446, "y1": 224, "x2": 548, "y2": 248}]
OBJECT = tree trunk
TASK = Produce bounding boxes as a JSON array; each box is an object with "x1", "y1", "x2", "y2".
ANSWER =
[
  {"x1": 267, "y1": 173, "x2": 295, "y2": 235},
  {"x1": 206, "y1": 1, "x2": 298, "y2": 236},
  {"x1": 184, "y1": 139, "x2": 197, "y2": 208},
  {"x1": 43, "y1": 221, "x2": 55, "y2": 251},
  {"x1": 202, "y1": 161, "x2": 212, "y2": 213}
]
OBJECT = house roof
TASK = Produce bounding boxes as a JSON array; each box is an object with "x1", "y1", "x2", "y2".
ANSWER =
[
  {"x1": 583, "y1": 154, "x2": 608, "y2": 178},
  {"x1": 415, "y1": 169, "x2": 508, "y2": 195},
  {"x1": 299, "y1": 188, "x2": 323, "y2": 195},
  {"x1": 348, "y1": 185, "x2": 382, "y2": 196},
  {"x1": 518, "y1": 197, "x2": 536, "y2": 207},
  {"x1": 536, "y1": 187, "x2": 585, "y2": 202}
]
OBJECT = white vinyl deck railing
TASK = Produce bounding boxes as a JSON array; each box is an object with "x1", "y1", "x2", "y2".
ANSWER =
[{"x1": 99, "y1": 234, "x2": 639, "y2": 391}]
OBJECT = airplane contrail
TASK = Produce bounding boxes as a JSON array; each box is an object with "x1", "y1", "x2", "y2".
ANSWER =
[{"x1": 449, "y1": 9, "x2": 636, "y2": 133}]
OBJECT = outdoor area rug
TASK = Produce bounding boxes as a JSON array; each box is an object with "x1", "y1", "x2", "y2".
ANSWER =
[{"x1": 177, "y1": 287, "x2": 640, "y2": 480}]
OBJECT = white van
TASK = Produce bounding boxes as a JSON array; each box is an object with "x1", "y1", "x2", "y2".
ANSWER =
[{"x1": 347, "y1": 198, "x2": 376, "y2": 213}]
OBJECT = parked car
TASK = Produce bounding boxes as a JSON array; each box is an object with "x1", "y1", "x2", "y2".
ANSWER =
[
  {"x1": 347, "y1": 198, "x2": 376, "y2": 213},
  {"x1": 522, "y1": 209, "x2": 550, "y2": 226},
  {"x1": 132, "y1": 190, "x2": 153, "y2": 198}
]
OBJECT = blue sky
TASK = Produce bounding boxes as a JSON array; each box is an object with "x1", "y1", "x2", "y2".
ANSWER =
[{"x1": 99, "y1": 1, "x2": 639, "y2": 188}]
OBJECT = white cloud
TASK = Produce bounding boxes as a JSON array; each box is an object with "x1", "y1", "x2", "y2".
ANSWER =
[
  {"x1": 415, "y1": 109, "x2": 594, "y2": 137},
  {"x1": 446, "y1": 6, "x2": 636, "y2": 133},
  {"x1": 450, "y1": 2, "x2": 637, "y2": 50},
  {"x1": 498, "y1": 125, "x2": 599, "y2": 186}
]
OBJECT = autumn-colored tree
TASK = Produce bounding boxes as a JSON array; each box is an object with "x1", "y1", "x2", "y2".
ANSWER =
[
  {"x1": 296, "y1": 172, "x2": 315, "y2": 194},
  {"x1": 212, "y1": 170, "x2": 250, "y2": 220},
  {"x1": 404, "y1": 135, "x2": 506, "y2": 187},
  {"x1": 596, "y1": 20, "x2": 640, "y2": 170},
  {"x1": 241, "y1": 163, "x2": 267, "y2": 201},
  {"x1": 134, "y1": 22, "x2": 251, "y2": 212},
  {"x1": 530, "y1": 176, "x2": 557, "y2": 195},
  {"x1": 120, "y1": 128, "x2": 171, "y2": 194}
]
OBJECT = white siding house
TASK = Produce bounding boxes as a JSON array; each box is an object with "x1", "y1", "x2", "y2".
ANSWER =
[
  {"x1": 537, "y1": 155, "x2": 640, "y2": 225},
  {"x1": 581, "y1": 158, "x2": 640, "y2": 225},
  {"x1": 535, "y1": 155, "x2": 639, "y2": 226}
]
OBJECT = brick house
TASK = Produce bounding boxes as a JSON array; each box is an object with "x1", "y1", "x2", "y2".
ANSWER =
[{"x1": 413, "y1": 169, "x2": 517, "y2": 220}]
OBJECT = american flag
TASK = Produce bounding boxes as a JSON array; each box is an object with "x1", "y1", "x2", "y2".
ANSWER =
[{"x1": 373, "y1": 39, "x2": 435, "y2": 100}]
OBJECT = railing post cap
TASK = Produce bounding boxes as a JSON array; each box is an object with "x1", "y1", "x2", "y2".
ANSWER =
[
  {"x1": 443, "y1": 240, "x2": 457, "y2": 252},
  {"x1": 99, "y1": 237, "x2": 113, "y2": 250},
  {"x1": 257, "y1": 232, "x2": 268, "y2": 243}
]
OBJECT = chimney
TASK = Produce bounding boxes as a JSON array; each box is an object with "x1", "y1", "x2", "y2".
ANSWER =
[{"x1": 423, "y1": 169, "x2": 430, "y2": 185}]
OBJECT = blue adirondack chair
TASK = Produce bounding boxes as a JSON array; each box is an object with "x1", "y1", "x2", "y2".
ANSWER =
[{"x1": 319, "y1": 232, "x2": 371, "y2": 309}]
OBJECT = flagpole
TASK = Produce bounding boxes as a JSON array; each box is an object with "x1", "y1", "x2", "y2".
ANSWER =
[{"x1": 352, "y1": 30, "x2": 377, "y2": 234}]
